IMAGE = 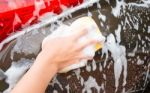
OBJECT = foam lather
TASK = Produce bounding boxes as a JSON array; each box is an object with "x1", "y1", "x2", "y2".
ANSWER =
[{"x1": 42, "y1": 17, "x2": 105, "y2": 73}]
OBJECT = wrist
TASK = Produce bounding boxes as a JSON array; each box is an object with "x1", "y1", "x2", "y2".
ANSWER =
[{"x1": 35, "y1": 51, "x2": 59, "y2": 73}]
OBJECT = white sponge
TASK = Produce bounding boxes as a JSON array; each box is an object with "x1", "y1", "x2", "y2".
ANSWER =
[{"x1": 42, "y1": 17, "x2": 105, "y2": 73}]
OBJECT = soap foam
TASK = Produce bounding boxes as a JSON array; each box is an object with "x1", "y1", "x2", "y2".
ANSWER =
[
  {"x1": 82, "y1": 76, "x2": 101, "y2": 93},
  {"x1": 102, "y1": 34, "x2": 127, "y2": 92},
  {"x1": 4, "y1": 58, "x2": 33, "y2": 93}
]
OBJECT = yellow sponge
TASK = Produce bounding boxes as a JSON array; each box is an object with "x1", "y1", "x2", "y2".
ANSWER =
[{"x1": 70, "y1": 17, "x2": 104, "y2": 51}]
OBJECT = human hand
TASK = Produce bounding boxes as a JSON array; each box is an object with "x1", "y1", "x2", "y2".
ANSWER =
[{"x1": 39, "y1": 28, "x2": 98, "y2": 72}]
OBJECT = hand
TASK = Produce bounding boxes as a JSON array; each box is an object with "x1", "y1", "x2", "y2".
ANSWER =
[
  {"x1": 10, "y1": 28, "x2": 99, "y2": 93},
  {"x1": 38, "y1": 28, "x2": 98, "y2": 72}
]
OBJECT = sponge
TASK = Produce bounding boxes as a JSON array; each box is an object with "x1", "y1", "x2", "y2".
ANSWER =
[
  {"x1": 42, "y1": 17, "x2": 105, "y2": 73},
  {"x1": 70, "y1": 17, "x2": 104, "y2": 51}
]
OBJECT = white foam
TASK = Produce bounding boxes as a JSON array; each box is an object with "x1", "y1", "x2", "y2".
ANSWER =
[
  {"x1": 137, "y1": 57, "x2": 144, "y2": 65},
  {"x1": 128, "y1": 15, "x2": 139, "y2": 30},
  {"x1": 13, "y1": 13, "x2": 22, "y2": 31},
  {"x1": 114, "y1": 24, "x2": 128, "y2": 88},
  {"x1": 128, "y1": 2, "x2": 149, "y2": 8},
  {"x1": 87, "y1": 10, "x2": 92, "y2": 17},
  {"x1": 53, "y1": 90, "x2": 58, "y2": 93},
  {"x1": 50, "y1": 75, "x2": 63, "y2": 90},
  {"x1": 142, "y1": 0, "x2": 150, "y2": 4},
  {"x1": 111, "y1": 0, "x2": 125, "y2": 17},
  {"x1": 80, "y1": 77, "x2": 85, "y2": 86},
  {"x1": 34, "y1": 0, "x2": 46, "y2": 17},
  {"x1": 115, "y1": 25, "x2": 121, "y2": 43},
  {"x1": 148, "y1": 26, "x2": 150, "y2": 33},
  {"x1": 124, "y1": 16, "x2": 131, "y2": 29},
  {"x1": 98, "y1": 10, "x2": 106, "y2": 22},
  {"x1": 105, "y1": 0, "x2": 110, "y2": 4},
  {"x1": 39, "y1": 12, "x2": 57, "y2": 22},
  {"x1": 96, "y1": 2, "x2": 101, "y2": 9},
  {"x1": 60, "y1": 5, "x2": 72, "y2": 19},
  {"x1": 101, "y1": 83, "x2": 105, "y2": 93},
  {"x1": 10, "y1": 30, "x2": 45, "y2": 57},
  {"x1": 86, "y1": 64, "x2": 92, "y2": 72},
  {"x1": 92, "y1": 60, "x2": 97, "y2": 71},
  {"x1": 65, "y1": 84, "x2": 70, "y2": 93},
  {"x1": 74, "y1": 69, "x2": 81, "y2": 80},
  {"x1": 102, "y1": 34, "x2": 127, "y2": 92},
  {"x1": 101, "y1": 44, "x2": 108, "y2": 68},
  {"x1": 99, "y1": 63, "x2": 103, "y2": 72},
  {"x1": 4, "y1": 58, "x2": 33, "y2": 93},
  {"x1": 82, "y1": 76, "x2": 101, "y2": 93},
  {"x1": 103, "y1": 73, "x2": 106, "y2": 80},
  {"x1": 99, "y1": 14, "x2": 106, "y2": 22},
  {"x1": 0, "y1": 69, "x2": 6, "y2": 80},
  {"x1": 144, "y1": 63, "x2": 150, "y2": 87}
]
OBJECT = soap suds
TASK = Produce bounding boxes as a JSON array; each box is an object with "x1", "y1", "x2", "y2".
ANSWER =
[
  {"x1": 87, "y1": 10, "x2": 92, "y2": 17},
  {"x1": 65, "y1": 84, "x2": 70, "y2": 93},
  {"x1": 34, "y1": 0, "x2": 46, "y2": 17},
  {"x1": 0, "y1": 69, "x2": 6, "y2": 80},
  {"x1": 98, "y1": 10, "x2": 106, "y2": 22},
  {"x1": 4, "y1": 58, "x2": 33, "y2": 93},
  {"x1": 10, "y1": 29, "x2": 46, "y2": 58},
  {"x1": 99, "y1": 63, "x2": 103, "y2": 72},
  {"x1": 86, "y1": 64, "x2": 92, "y2": 72},
  {"x1": 115, "y1": 25, "x2": 121, "y2": 43},
  {"x1": 127, "y1": 41, "x2": 138, "y2": 57},
  {"x1": 137, "y1": 57, "x2": 144, "y2": 65},
  {"x1": 50, "y1": 75, "x2": 63, "y2": 90},
  {"x1": 74, "y1": 69, "x2": 81, "y2": 80},
  {"x1": 143, "y1": 63, "x2": 150, "y2": 87},
  {"x1": 102, "y1": 34, "x2": 127, "y2": 92},
  {"x1": 13, "y1": 13, "x2": 22, "y2": 31},
  {"x1": 82, "y1": 76, "x2": 101, "y2": 93},
  {"x1": 92, "y1": 60, "x2": 97, "y2": 71},
  {"x1": 111, "y1": 0, "x2": 125, "y2": 17},
  {"x1": 148, "y1": 26, "x2": 150, "y2": 33},
  {"x1": 53, "y1": 90, "x2": 58, "y2": 93}
]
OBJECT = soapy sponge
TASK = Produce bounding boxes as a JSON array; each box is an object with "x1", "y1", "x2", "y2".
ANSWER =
[{"x1": 42, "y1": 17, "x2": 105, "y2": 73}]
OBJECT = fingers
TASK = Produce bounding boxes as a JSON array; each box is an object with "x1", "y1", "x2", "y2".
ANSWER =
[
  {"x1": 77, "y1": 38, "x2": 99, "y2": 51},
  {"x1": 74, "y1": 53, "x2": 94, "y2": 60},
  {"x1": 72, "y1": 28, "x2": 88, "y2": 41}
]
